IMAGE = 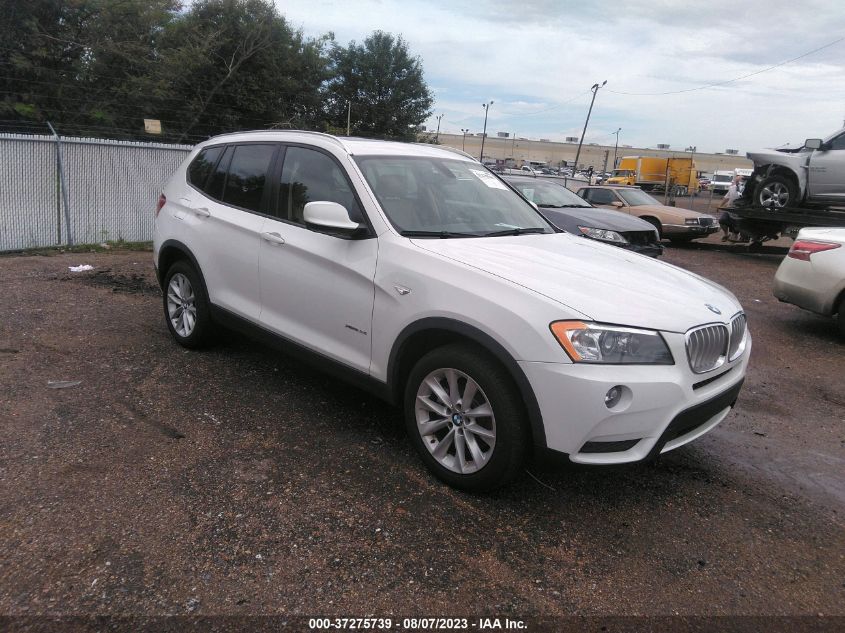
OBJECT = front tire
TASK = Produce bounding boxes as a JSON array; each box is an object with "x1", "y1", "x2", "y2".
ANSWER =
[
  {"x1": 836, "y1": 296, "x2": 845, "y2": 338},
  {"x1": 162, "y1": 260, "x2": 214, "y2": 349},
  {"x1": 753, "y1": 174, "x2": 796, "y2": 210},
  {"x1": 642, "y1": 217, "x2": 662, "y2": 239},
  {"x1": 404, "y1": 344, "x2": 528, "y2": 492}
]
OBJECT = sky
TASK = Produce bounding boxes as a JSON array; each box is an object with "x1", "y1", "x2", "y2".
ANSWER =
[{"x1": 275, "y1": 0, "x2": 845, "y2": 154}]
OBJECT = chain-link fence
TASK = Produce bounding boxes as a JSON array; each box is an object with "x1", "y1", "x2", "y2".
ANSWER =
[{"x1": 0, "y1": 133, "x2": 192, "y2": 252}]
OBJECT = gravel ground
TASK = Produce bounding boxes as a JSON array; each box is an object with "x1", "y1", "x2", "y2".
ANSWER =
[{"x1": 0, "y1": 235, "x2": 843, "y2": 622}]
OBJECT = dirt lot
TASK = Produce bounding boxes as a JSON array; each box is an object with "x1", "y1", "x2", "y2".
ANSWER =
[{"x1": 0, "y1": 235, "x2": 843, "y2": 624}]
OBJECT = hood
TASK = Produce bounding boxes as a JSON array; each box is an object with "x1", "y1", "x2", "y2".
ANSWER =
[
  {"x1": 411, "y1": 233, "x2": 741, "y2": 333},
  {"x1": 543, "y1": 206, "x2": 657, "y2": 233},
  {"x1": 630, "y1": 204, "x2": 707, "y2": 220},
  {"x1": 746, "y1": 147, "x2": 809, "y2": 169}
]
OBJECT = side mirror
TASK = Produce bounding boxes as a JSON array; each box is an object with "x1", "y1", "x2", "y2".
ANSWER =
[
  {"x1": 804, "y1": 138, "x2": 823, "y2": 150},
  {"x1": 611, "y1": 200, "x2": 624, "y2": 208},
  {"x1": 303, "y1": 201, "x2": 363, "y2": 236}
]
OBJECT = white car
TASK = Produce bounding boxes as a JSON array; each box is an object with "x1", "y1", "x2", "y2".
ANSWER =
[
  {"x1": 773, "y1": 227, "x2": 845, "y2": 334},
  {"x1": 153, "y1": 131, "x2": 750, "y2": 491}
]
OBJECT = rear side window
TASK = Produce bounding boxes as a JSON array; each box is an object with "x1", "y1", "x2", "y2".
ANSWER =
[
  {"x1": 187, "y1": 146, "x2": 224, "y2": 192},
  {"x1": 278, "y1": 147, "x2": 362, "y2": 225},
  {"x1": 221, "y1": 144, "x2": 277, "y2": 212}
]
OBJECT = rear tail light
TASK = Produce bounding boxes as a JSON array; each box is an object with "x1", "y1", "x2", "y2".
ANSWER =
[
  {"x1": 787, "y1": 239, "x2": 840, "y2": 261},
  {"x1": 155, "y1": 193, "x2": 166, "y2": 217}
]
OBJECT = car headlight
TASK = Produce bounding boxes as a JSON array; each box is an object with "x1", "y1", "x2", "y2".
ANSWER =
[
  {"x1": 578, "y1": 226, "x2": 628, "y2": 244},
  {"x1": 684, "y1": 218, "x2": 700, "y2": 225},
  {"x1": 550, "y1": 321, "x2": 674, "y2": 364}
]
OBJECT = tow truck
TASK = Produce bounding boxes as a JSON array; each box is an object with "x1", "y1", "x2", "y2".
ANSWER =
[{"x1": 728, "y1": 128, "x2": 845, "y2": 248}]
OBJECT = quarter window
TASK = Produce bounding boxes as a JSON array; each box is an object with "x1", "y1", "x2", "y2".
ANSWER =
[
  {"x1": 187, "y1": 146, "x2": 224, "y2": 192},
  {"x1": 206, "y1": 146, "x2": 233, "y2": 201},
  {"x1": 278, "y1": 147, "x2": 362, "y2": 224},
  {"x1": 221, "y1": 144, "x2": 277, "y2": 212}
]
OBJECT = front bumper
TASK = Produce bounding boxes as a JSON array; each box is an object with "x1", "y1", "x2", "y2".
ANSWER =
[
  {"x1": 519, "y1": 332, "x2": 751, "y2": 464},
  {"x1": 623, "y1": 243, "x2": 664, "y2": 258},
  {"x1": 662, "y1": 223, "x2": 719, "y2": 238}
]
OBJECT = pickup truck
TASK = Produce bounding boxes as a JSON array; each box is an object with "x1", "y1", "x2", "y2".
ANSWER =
[{"x1": 741, "y1": 127, "x2": 845, "y2": 209}]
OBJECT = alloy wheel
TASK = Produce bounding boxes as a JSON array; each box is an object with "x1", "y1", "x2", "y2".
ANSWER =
[
  {"x1": 166, "y1": 272, "x2": 197, "y2": 338},
  {"x1": 415, "y1": 368, "x2": 496, "y2": 474},
  {"x1": 758, "y1": 182, "x2": 790, "y2": 209}
]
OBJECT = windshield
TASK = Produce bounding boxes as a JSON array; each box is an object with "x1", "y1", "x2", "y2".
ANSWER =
[
  {"x1": 712, "y1": 174, "x2": 733, "y2": 182},
  {"x1": 612, "y1": 170, "x2": 634, "y2": 177},
  {"x1": 508, "y1": 179, "x2": 591, "y2": 208},
  {"x1": 617, "y1": 189, "x2": 661, "y2": 206},
  {"x1": 354, "y1": 156, "x2": 555, "y2": 236}
]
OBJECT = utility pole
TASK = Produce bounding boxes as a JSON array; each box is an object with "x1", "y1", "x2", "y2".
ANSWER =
[
  {"x1": 511, "y1": 132, "x2": 516, "y2": 158},
  {"x1": 686, "y1": 145, "x2": 697, "y2": 194},
  {"x1": 479, "y1": 100, "x2": 493, "y2": 163},
  {"x1": 572, "y1": 81, "x2": 606, "y2": 175},
  {"x1": 435, "y1": 113, "x2": 444, "y2": 143},
  {"x1": 460, "y1": 128, "x2": 469, "y2": 151},
  {"x1": 612, "y1": 127, "x2": 622, "y2": 168},
  {"x1": 346, "y1": 101, "x2": 351, "y2": 136}
]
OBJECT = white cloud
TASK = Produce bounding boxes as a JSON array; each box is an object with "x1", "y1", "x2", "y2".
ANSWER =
[{"x1": 276, "y1": 0, "x2": 845, "y2": 152}]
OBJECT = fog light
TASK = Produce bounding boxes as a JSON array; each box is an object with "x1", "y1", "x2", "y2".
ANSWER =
[{"x1": 605, "y1": 386, "x2": 623, "y2": 408}]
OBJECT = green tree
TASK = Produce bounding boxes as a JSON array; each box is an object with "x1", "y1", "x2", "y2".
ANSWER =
[
  {"x1": 150, "y1": 0, "x2": 331, "y2": 142},
  {"x1": 0, "y1": 0, "x2": 178, "y2": 136},
  {"x1": 326, "y1": 31, "x2": 433, "y2": 140}
]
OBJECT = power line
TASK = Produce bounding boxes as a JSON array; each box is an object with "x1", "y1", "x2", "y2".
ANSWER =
[{"x1": 608, "y1": 35, "x2": 845, "y2": 96}]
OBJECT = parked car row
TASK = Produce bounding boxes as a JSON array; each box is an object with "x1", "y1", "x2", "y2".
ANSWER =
[{"x1": 576, "y1": 185, "x2": 719, "y2": 242}]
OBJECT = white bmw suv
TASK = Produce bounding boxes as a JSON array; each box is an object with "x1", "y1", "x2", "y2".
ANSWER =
[{"x1": 153, "y1": 131, "x2": 751, "y2": 491}]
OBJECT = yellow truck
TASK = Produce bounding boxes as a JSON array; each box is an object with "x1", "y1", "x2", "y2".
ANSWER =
[{"x1": 606, "y1": 156, "x2": 699, "y2": 194}]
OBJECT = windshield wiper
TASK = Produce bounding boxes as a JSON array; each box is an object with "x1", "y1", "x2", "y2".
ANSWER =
[
  {"x1": 537, "y1": 204, "x2": 591, "y2": 208},
  {"x1": 481, "y1": 227, "x2": 549, "y2": 237},
  {"x1": 399, "y1": 230, "x2": 478, "y2": 238}
]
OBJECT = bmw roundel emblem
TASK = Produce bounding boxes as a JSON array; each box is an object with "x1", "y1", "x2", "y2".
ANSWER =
[{"x1": 706, "y1": 304, "x2": 722, "y2": 315}]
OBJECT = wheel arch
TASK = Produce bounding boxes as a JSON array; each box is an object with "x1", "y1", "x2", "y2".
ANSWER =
[
  {"x1": 157, "y1": 240, "x2": 209, "y2": 300},
  {"x1": 639, "y1": 215, "x2": 662, "y2": 236},
  {"x1": 760, "y1": 164, "x2": 802, "y2": 198},
  {"x1": 387, "y1": 317, "x2": 547, "y2": 449}
]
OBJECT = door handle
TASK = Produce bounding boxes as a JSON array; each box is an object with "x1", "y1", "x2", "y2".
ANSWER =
[
  {"x1": 260, "y1": 231, "x2": 285, "y2": 245},
  {"x1": 192, "y1": 207, "x2": 211, "y2": 218}
]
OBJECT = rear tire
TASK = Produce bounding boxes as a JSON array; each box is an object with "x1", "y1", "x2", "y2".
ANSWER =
[
  {"x1": 836, "y1": 296, "x2": 845, "y2": 338},
  {"x1": 162, "y1": 260, "x2": 215, "y2": 349},
  {"x1": 403, "y1": 344, "x2": 528, "y2": 492}
]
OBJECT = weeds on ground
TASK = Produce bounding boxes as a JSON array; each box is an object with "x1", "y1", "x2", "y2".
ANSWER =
[{"x1": 1, "y1": 240, "x2": 153, "y2": 257}]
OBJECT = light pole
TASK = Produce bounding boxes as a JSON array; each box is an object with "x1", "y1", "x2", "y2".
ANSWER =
[
  {"x1": 434, "y1": 113, "x2": 444, "y2": 143},
  {"x1": 460, "y1": 128, "x2": 469, "y2": 151},
  {"x1": 572, "y1": 81, "x2": 606, "y2": 175},
  {"x1": 612, "y1": 127, "x2": 622, "y2": 168},
  {"x1": 479, "y1": 100, "x2": 493, "y2": 163}
]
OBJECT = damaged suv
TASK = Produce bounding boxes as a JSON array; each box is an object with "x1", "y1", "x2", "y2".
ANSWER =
[{"x1": 743, "y1": 127, "x2": 845, "y2": 209}]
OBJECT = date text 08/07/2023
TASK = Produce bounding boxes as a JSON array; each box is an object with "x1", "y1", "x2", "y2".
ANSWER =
[{"x1": 308, "y1": 617, "x2": 527, "y2": 630}]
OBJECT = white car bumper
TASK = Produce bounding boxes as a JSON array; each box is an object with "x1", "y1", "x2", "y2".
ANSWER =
[{"x1": 519, "y1": 333, "x2": 751, "y2": 463}]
